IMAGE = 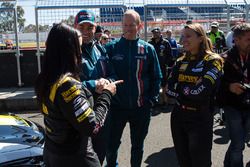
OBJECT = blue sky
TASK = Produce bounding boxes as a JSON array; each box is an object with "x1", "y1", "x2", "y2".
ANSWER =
[{"x1": 18, "y1": 0, "x2": 36, "y2": 26}]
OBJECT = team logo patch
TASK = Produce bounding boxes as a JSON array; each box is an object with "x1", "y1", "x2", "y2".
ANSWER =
[{"x1": 183, "y1": 87, "x2": 190, "y2": 95}]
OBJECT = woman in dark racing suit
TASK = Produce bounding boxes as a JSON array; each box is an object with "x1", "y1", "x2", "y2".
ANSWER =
[
  {"x1": 166, "y1": 23, "x2": 223, "y2": 167},
  {"x1": 34, "y1": 23, "x2": 122, "y2": 167}
]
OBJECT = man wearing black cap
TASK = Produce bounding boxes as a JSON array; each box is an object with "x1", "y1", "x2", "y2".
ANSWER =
[
  {"x1": 74, "y1": 9, "x2": 116, "y2": 165},
  {"x1": 148, "y1": 27, "x2": 172, "y2": 108},
  {"x1": 207, "y1": 21, "x2": 226, "y2": 53},
  {"x1": 95, "y1": 25, "x2": 104, "y2": 45}
]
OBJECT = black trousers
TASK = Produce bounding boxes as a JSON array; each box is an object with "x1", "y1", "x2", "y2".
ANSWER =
[
  {"x1": 92, "y1": 123, "x2": 108, "y2": 165},
  {"x1": 171, "y1": 106, "x2": 213, "y2": 167},
  {"x1": 43, "y1": 139, "x2": 101, "y2": 167}
]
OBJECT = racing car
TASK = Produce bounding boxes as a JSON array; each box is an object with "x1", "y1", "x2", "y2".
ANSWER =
[{"x1": 0, "y1": 113, "x2": 44, "y2": 166}]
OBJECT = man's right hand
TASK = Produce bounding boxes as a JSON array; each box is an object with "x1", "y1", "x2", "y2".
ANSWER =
[
  {"x1": 229, "y1": 82, "x2": 246, "y2": 95},
  {"x1": 95, "y1": 78, "x2": 110, "y2": 94},
  {"x1": 103, "y1": 80, "x2": 124, "y2": 96}
]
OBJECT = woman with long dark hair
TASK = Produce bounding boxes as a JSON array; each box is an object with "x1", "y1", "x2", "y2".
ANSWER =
[
  {"x1": 166, "y1": 23, "x2": 223, "y2": 167},
  {"x1": 35, "y1": 23, "x2": 122, "y2": 167}
]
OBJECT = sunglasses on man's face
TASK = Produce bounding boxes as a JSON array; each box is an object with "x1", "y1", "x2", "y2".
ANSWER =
[{"x1": 103, "y1": 38, "x2": 109, "y2": 40}]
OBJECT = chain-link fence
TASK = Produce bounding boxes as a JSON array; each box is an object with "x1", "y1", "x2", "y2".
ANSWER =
[
  {"x1": 142, "y1": 0, "x2": 247, "y2": 41},
  {"x1": 35, "y1": 0, "x2": 126, "y2": 73}
]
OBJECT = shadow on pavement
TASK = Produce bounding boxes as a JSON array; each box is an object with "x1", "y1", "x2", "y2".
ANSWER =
[
  {"x1": 213, "y1": 126, "x2": 229, "y2": 145},
  {"x1": 144, "y1": 147, "x2": 179, "y2": 167}
]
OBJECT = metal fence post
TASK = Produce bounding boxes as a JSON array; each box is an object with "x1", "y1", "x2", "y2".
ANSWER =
[
  {"x1": 14, "y1": 6, "x2": 23, "y2": 87},
  {"x1": 35, "y1": 6, "x2": 41, "y2": 74}
]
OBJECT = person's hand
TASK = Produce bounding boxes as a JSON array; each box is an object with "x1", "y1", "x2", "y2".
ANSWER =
[
  {"x1": 229, "y1": 82, "x2": 246, "y2": 95},
  {"x1": 103, "y1": 80, "x2": 123, "y2": 96},
  {"x1": 95, "y1": 78, "x2": 111, "y2": 94}
]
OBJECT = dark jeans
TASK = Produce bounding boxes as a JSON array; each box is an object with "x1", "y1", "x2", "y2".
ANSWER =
[
  {"x1": 106, "y1": 106, "x2": 151, "y2": 167},
  {"x1": 171, "y1": 106, "x2": 213, "y2": 167},
  {"x1": 223, "y1": 106, "x2": 250, "y2": 167}
]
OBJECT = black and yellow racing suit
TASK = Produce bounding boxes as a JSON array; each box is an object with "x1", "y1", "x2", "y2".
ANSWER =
[
  {"x1": 41, "y1": 74, "x2": 112, "y2": 167},
  {"x1": 167, "y1": 53, "x2": 223, "y2": 167}
]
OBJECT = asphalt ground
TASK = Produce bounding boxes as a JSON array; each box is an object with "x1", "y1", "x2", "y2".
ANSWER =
[{"x1": 13, "y1": 108, "x2": 250, "y2": 167}]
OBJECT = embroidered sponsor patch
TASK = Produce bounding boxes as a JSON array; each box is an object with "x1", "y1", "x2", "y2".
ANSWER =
[
  {"x1": 206, "y1": 71, "x2": 217, "y2": 80},
  {"x1": 77, "y1": 108, "x2": 93, "y2": 122},
  {"x1": 178, "y1": 74, "x2": 198, "y2": 83},
  {"x1": 166, "y1": 89, "x2": 178, "y2": 97},
  {"x1": 190, "y1": 85, "x2": 206, "y2": 95},
  {"x1": 191, "y1": 67, "x2": 203, "y2": 72},
  {"x1": 74, "y1": 102, "x2": 90, "y2": 117},
  {"x1": 61, "y1": 85, "x2": 77, "y2": 98},
  {"x1": 62, "y1": 89, "x2": 81, "y2": 103}
]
